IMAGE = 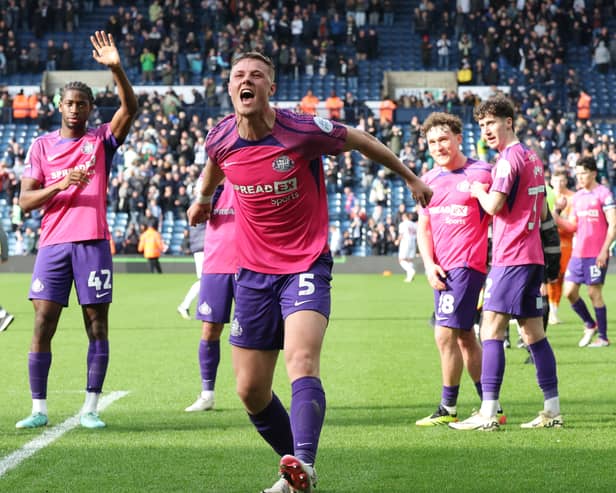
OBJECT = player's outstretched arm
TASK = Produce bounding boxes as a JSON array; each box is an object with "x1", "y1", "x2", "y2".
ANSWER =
[
  {"x1": 90, "y1": 31, "x2": 138, "y2": 143},
  {"x1": 343, "y1": 126, "x2": 432, "y2": 207}
]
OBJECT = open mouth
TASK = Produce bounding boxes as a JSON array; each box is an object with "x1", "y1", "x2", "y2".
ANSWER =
[{"x1": 240, "y1": 89, "x2": 254, "y2": 102}]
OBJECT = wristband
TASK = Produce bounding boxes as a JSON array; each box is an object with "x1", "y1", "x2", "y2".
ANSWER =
[{"x1": 197, "y1": 194, "x2": 212, "y2": 205}]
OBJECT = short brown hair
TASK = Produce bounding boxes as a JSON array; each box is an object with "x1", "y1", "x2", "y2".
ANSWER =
[
  {"x1": 552, "y1": 169, "x2": 568, "y2": 178},
  {"x1": 421, "y1": 112, "x2": 462, "y2": 136},
  {"x1": 577, "y1": 156, "x2": 597, "y2": 172},
  {"x1": 231, "y1": 51, "x2": 276, "y2": 81},
  {"x1": 473, "y1": 94, "x2": 515, "y2": 122}
]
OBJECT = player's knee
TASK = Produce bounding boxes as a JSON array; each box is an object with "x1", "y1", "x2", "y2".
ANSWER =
[
  {"x1": 201, "y1": 322, "x2": 224, "y2": 340},
  {"x1": 236, "y1": 381, "x2": 270, "y2": 413},
  {"x1": 285, "y1": 350, "x2": 319, "y2": 378}
]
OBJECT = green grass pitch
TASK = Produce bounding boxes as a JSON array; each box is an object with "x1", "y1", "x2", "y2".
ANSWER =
[{"x1": 1, "y1": 272, "x2": 615, "y2": 492}]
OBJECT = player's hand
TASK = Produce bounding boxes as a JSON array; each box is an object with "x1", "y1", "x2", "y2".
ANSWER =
[
  {"x1": 90, "y1": 31, "x2": 121, "y2": 69},
  {"x1": 58, "y1": 168, "x2": 89, "y2": 190},
  {"x1": 426, "y1": 263, "x2": 447, "y2": 291},
  {"x1": 596, "y1": 250, "x2": 609, "y2": 269},
  {"x1": 470, "y1": 181, "x2": 489, "y2": 198},
  {"x1": 554, "y1": 196, "x2": 567, "y2": 213},
  {"x1": 409, "y1": 180, "x2": 433, "y2": 208},
  {"x1": 187, "y1": 202, "x2": 211, "y2": 226}
]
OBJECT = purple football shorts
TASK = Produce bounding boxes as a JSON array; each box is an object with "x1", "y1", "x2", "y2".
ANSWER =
[
  {"x1": 483, "y1": 264, "x2": 543, "y2": 318},
  {"x1": 29, "y1": 240, "x2": 113, "y2": 306},
  {"x1": 433, "y1": 267, "x2": 486, "y2": 330},
  {"x1": 230, "y1": 253, "x2": 333, "y2": 350},
  {"x1": 564, "y1": 256, "x2": 608, "y2": 285},
  {"x1": 196, "y1": 273, "x2": 235, "y2": 323}
]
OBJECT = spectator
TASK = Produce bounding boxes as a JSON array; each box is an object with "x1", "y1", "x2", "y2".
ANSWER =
[
  {"x1": 421, "y1": 34, "x2": 433, "y2": 68},
  {"x1": 577, "y1": 90, "x2": 592, "y2": 122},
  {"x1": 138, "y1": 218, "x2": 165, "y2": 273},
  {"x1": 484, "y1": 61, "x2": 500, "y2": 86},
  {"x1": 140, "y1": 47, "x2": 156, "y2": 83},
  {"x1": 45, "y1": 39, "x2": 58, "y2": 71},
  {"x1": 457, "y1": 58, "x2": 473, "y2": 85},
  {"x1": 325, "y1": 90, "x2": 343, "y2": 121},
  {"x1": 379, "y1": 96, "x2": 397, "y2": 125},
  {"x1": 594, "y1": 39, "x2": 610, "y2": 74},
  {"x1": 436, "y1": 32, "x2": 451, "y2": 69},
  {"x1": 35, "y1": 94, "x2": 55, "y2": 131},
  {"x1": 299, "y1": 89, "x2": 319, "y2": 115},
  {"x1": 58, "y1": 40, "x2": 73, "y2": 70}
]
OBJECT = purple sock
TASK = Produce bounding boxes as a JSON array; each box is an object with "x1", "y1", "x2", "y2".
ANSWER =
[
  {"x1": 474, "y1": 381, "x2": 483, "y2": 400},
  {"x1": 290, "y1": 377, "x2": 326, "y2": 466},
  {"x1": 199, "y1": 339, "x2": 220, "y2": 391},
  {"x1": 86, "y1": 339, "x2": 109, "y2": 393},
  {"x1": 441, "y1": 385, "x2": 459, "y2": 407},
  {"x1": 87, "y1": 341, "x2": 95, "y2": 369},
  {"x1": 528, "y1": 338, "x2": 558, "y2": 400},
  {"x1": 248, "y1": 393, "x2": 293, "y2": 457},
  {"x1": 481, "y1": 340, "x2": 505, "y2": 401},
  {"x1": 594, "y1": 306, "x2": 607, "y2": 340},
  {"x1": 29, "y1": 352, "x2": 52, "y2": 399},
  {"x1": 571, "y1": 298, "x2": 596, "y2": 328}
]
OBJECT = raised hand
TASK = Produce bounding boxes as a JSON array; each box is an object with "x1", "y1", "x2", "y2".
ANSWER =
[{"x1": 90, "y1": 31, "x2": 121, "y2": 69}]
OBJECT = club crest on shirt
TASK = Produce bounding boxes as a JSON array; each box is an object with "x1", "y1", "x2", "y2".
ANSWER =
[
  {"x1": 272, "y1": 155, "x2": 295, "y2": 172},
  {"x1": 456, "y1": 180, "x2": 471, "y2": 193},
  {"x1": 495, "y1": 158, "x2": 511, "y2": 178},
  {"x1": 314, "y1": 116, "x2": 334, "y2": 133},
  {"x1": 81, "y1": 142, "x2": 94, "y2": 154}
]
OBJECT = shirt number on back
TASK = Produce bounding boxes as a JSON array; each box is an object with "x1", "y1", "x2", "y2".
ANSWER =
[{"x1": 527, "y1": 185, "x2": 545, "y2": 230}]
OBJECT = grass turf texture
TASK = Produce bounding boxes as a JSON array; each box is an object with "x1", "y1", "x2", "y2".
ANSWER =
[{"x1": 1, "y1": 272, "x2": 615, "y2": 492}]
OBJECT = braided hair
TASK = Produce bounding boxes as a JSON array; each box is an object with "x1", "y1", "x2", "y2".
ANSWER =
[{"x1": 61, "y1": 81, "x2": 94, "y2": 105}]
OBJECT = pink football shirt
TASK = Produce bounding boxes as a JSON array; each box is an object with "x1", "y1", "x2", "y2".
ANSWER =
[
  {"x1": 571, "y1": 184, "x2": 615, "y2": 257},
  {"x1": 420, "y1": 159, "x2": 493, "y2": 272},
  {"x1": 23, "y1": 124, "x2": 118, "y2": 247},
  {"x1": 202, "y1": 180, "x2": 237, "y2": 274},
  {"x1": 206, "y1": 109, "x2": 347, "y2": 274},
  {"x1": 490, "y1": 143, "x2": 545, "y2": 266}
]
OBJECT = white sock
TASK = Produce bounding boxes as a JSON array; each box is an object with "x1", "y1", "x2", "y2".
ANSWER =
[
  {"x1": 0, "y1": 309, "x2": 6, "y2": 318},
  {"x1": 32, "y1": 399, "x2": 48, "y2": 415},
  {"x1": 82, "y1": 392, "x2": 100, "y2": 414},
  {"x1": 544, "y1": 396, "x2": 560, "y2": 416},
  {"x1": 400, "y1": 260, "x2": 415, "y2": 277},
  {"x1": 480, "y1": 399, "x2": 499, "y2": 417},
  {"x1": 180, "y1": 281, "x2": 201, "y2": 310},
  {"x1": 442, "y1": 404, "x2": 456, "y2": 415}
]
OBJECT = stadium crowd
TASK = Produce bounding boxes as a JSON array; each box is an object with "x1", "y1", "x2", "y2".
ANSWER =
[{"x1": 1, "y1": 0, "x2": 616, "y2": 258}]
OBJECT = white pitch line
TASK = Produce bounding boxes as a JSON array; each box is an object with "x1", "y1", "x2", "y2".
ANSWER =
[{"x1": 0, "y1": 390, "x2": 129, "y2": 478}]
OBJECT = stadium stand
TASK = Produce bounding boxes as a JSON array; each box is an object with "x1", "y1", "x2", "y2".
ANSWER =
[{"x1": 2, "y1": 1, "x2": 616, "y2": 257}]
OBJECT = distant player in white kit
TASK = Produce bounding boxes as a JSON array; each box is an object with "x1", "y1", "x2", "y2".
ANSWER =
[{"x1": 397, "y1": 211, "x2": 417, "y2": 282}]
